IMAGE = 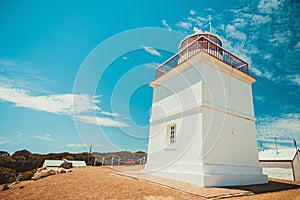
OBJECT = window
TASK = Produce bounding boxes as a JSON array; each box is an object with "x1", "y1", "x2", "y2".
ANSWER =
[{"x1": 169, "y1": 124, "x2": 176, "y2": 144}]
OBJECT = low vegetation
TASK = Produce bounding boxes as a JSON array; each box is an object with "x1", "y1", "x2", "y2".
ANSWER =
[
  {"x1": 0, "y1": 167, "x2": 16, "y2": 185},
  {"x1": 0, "y1": 149, "x2": 146, "y2": 185}
]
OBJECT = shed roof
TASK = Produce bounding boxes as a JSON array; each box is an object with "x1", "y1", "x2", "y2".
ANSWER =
[
  {"x1": 43, "y1": 159, "x2": 86, "y2": 167},
  {"x1": 70, "y1": 160, "x2": 86, "y2": 167},
  {"x1": 259, "y1": 148, "x2": 299, "y2": 162},
  {"x1": 44, "y1": 160, "x2": 64, "y2": 167}
]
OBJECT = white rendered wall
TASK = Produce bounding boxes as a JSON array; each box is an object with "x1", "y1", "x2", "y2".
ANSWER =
[
  {"x1": 293, "y1": 153, "x2": 300, "y2": 181},
  {"x1": 262, "y1": 168, "x2": 293, "y2": 181},
  {"x1": 145, "y1": 52, "x2": 267, "y2": 186}
]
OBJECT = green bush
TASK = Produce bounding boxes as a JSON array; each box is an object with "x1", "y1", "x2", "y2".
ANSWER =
[
  {"x1": 0, "y1": 167, "x2": 16, "y2": 184},
  {"x1": 19, "y1": 169, "x2": 36, "y2": 181}
]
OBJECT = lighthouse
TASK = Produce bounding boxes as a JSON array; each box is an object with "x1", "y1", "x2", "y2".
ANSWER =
[{"x1": 144, "y1": 28, "x2": 268, "y2": 187}]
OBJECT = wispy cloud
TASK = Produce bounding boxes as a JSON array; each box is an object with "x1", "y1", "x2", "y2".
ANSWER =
[
  {"x1": 287, "y1": 74, "x2": 300, "y2": 86},
  {"x1": 257, "y1": 113, "x2": 300, "y2": 144},
  {"x1": 0, "y1": 58, "x2": 53, "y2": 93},
  {"x1": 141, "y1": 45, "x2": 161, "y2": 57},
  {"x1": 263, "y1": 54, "x2": 272, "y2": 60},
  {"x1": 0, "y1": 86, "x2": 99, "y2": 115},
  {"x1": 74, "y1": 115, "x2": 129, "y2": 127},
  {"x1": 0, "y1": 85, "x2": 128, "y2": 127},
  {"x1": 100, "y1": 111, "x2": 121, "y2": 117},
  {"x1": 176, "y1": 21, "x2": 192, "y2": 30},
  {"x1": 190, "y1": 10, "x2": 196, "y2": 15},
  {"x1": 269, "y1": 31, "x2": 292, "y2": 46},
  {"x1": 66, "y1": 143, "x2": 101, "y2": 148},
  {"x1": 66, "y1": 144, "x2": 86, "y2": 148},
  {"x1": 258, "y1": 0, "x2": 282, "y2": 14},
  {"x1": 161, "y1": 19, "x2": 172, "y2": 31},
  {"x1": 33, "y1": 134, "x2": 52, "y2": 141},
  {"x1": 225, "y1": 25, "x2": 247, "y2": 41},
  {"x1": 243, "y1": 13, "x2": 271, "y2": 26},
  {"x1": 0, "y1": 138, "x2": 11, "y2": 145}
]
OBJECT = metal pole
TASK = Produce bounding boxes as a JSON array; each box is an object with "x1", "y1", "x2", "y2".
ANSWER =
[
  {"x1": 293, "y1": 139, "x2": 298, "y2": 151},
  {"x1": 111, "y1": 156, "x2": 114, "y2": 166},
  {"x1": 102, "y1": 157, "x2": 104, "y2": 166},
  {"x1": 275, "y1": 137, "x2": 278, "y2": 154}
]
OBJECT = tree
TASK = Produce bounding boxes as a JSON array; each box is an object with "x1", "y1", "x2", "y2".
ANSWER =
[
  {"x1": 0, "y1": 167, "x2": 16, "y2": 184},
  {"x1": 0, "y1": 151, "x2": 10, "y2": 156},
  {"x1": 63, "y1": 155, "x2": 74, "y2": 160}
]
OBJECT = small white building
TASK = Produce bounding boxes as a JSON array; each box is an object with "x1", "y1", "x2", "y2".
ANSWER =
[
  {"x1": 144, "y1": 29, "x2": 267, "y2": 187},
  {"x1": 43, "y1": 159, "x2": 87, "y2": 169},
  {"x1": 259, "y1": 148, "x2": 300, "y2": 181}
]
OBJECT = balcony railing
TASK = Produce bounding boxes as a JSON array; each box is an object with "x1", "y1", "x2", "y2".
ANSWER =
[{"x1": 155, "y1": 36, "x2": 249, "y2": 79}]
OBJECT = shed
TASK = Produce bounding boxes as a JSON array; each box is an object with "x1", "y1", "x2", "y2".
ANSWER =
[
  {"x1": 43, "y1": 159, "x2": 87, "y2": 169},
  {"x1": 259, "y1": 148, "x2": 300, "y2": 181}
]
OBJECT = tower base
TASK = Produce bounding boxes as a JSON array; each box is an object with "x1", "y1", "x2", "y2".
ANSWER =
[{"x1": 144, "y1": 163, "x2": 268, "y2": 187}]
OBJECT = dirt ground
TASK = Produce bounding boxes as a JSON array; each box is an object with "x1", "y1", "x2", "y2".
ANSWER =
[{"x1": 0, "y1": 166, "x2": 299, "y2": 200}]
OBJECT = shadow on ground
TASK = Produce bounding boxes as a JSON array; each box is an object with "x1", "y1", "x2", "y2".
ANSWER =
[{"x1": 225, "y1": 179, "x2": 300, "y2": 194}]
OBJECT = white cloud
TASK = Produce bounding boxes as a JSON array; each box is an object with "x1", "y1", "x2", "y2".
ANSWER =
[
  {"x1": 187, "y1": 17, "x2": 203, "y2": 27},
  {"x1": 0, "y1": 138, "x2": 11, "y2": 145},
  {"x1": 33, "y1": 134, "x2": 52, "y2": 141},
  {"x1": 269, "y1": 31, "x2": 292, "y2": 46},
  {"x1": 250, "y1": 67, "x2": 263, "y2": 76},
  {"x1": 287, "y1": 74, "x2": 300, "y2": 86},
  {"x1": 66, "y1": 143, "x2": 101, "y2": 148},
  {"x1": 66, "y1": 144, "x2": 86, "y2": 148},
  {"x1": 258, "y1": 0, "x2": 282, "y2": 14},
  {"x1": 257, "y1": 113, "x2": 300, "y2": 144},
  {"x1": 263, "y1": 54, "x2": 272, "y2": 59},
  {"x1": 264, "y1": 71, "x2": 273, "y2": 80},
  {"x1": 241, "y1": 13, "x2": 271, "y2": 26},
  {"x1": 0, "y1": 86, "x2": 99, "y2": 115},
  {"x1": 232, "y1": 18, "x2": 247, "y2": 28},
  {"x1": 0, "y1": 85, "x2": 128, "y2": 127},
  {"x1": 190, "y1": 10, "x2": 196, "y2": 15},
  {"x1": 74, "y1": 115, "x2": 129, "y2": 127},
  {"x1": 100, "y1": 111, "x2": 121, "y2": 117},
  {"x1": 161, "y1": 19, "x2": 172, "y2": 31},
  {"x1": 225, "y1": 25, "x2": 247, "y2": 41},
  {"x1": 254, "y1": 95, "x2": 266, "y2": 102},
  {"x1": 141, "y1": 45, "x2": 161, "y2": 57},
  {"x1": 295, "y1": 41, "x2": 300, "y2": 51},
  {"x1": 176, "y1": 21, "x2": 192, "y2": 30}
]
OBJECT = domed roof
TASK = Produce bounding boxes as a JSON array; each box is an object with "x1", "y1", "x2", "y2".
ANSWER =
[{"x1": 179, "y1": 27, "x2": 223, "y2": 48}]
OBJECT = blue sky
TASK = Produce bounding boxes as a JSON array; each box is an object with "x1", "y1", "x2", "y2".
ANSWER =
[{"x1": 0, "y1": 0, "x2": 299, "y2": 154}]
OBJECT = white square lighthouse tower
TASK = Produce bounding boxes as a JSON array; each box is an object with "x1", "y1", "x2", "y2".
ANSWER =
[{"x1": 144, "y1": 29, "x2": 268, "y2": 187}]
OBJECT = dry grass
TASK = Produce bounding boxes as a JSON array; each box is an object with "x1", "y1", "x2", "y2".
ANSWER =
[{"x1": 0, "y1": 166, "x2": 299, "y2": 200}]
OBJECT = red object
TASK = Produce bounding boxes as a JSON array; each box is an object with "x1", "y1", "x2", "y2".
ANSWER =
[{"x1": 125, "y1": 159, "x2": 135, "y2": 166}]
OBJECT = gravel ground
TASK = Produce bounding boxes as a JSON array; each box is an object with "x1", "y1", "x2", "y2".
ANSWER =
[{"x1": 0, "y1": 166, "x2": 299, "y2": 200}]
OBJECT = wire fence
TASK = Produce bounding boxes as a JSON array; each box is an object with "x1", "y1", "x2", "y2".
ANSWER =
[{"x1": 95, "y1": 157, "x2": 147, "y2": 166}]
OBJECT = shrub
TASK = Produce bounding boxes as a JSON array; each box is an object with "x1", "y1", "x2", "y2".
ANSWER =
[
  {"x1": 2, "y1": 184, "x2": 9, "y2": 191},
  {"x1": 60, "y1": 161, "x2": 72, "y2": 169},
  {"x1": 0, "y1": 167, "x2": 16, "y2": 184},
  {"x1": 19, "y1": 169, "x2": 36, "y2": 181}
]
